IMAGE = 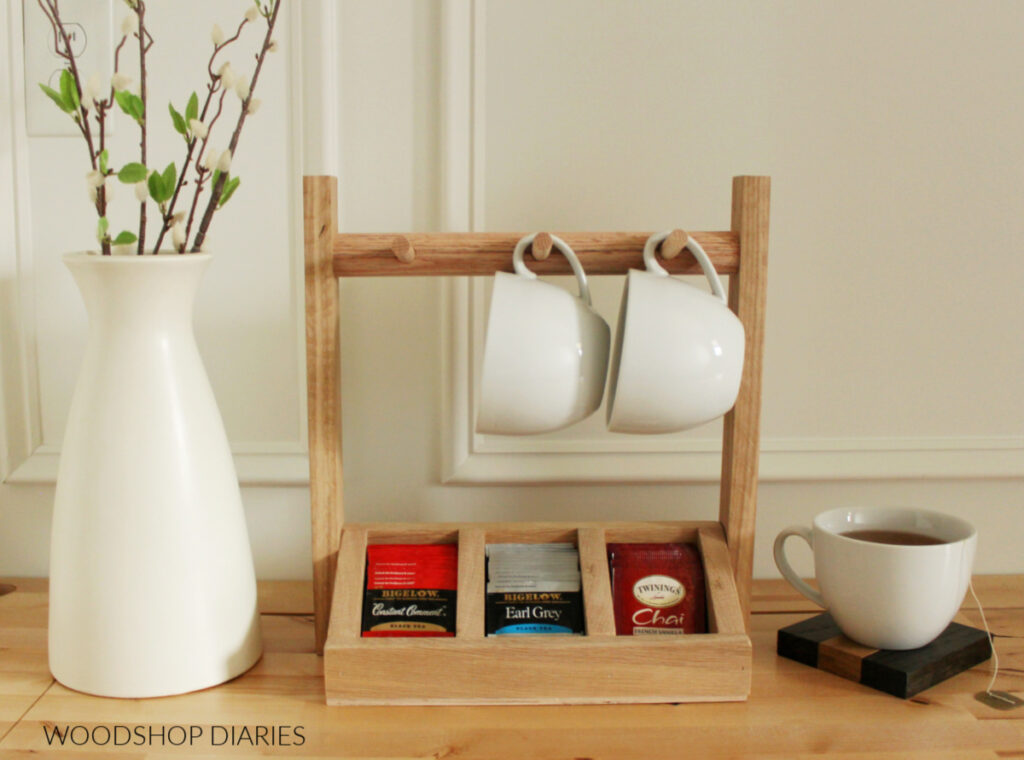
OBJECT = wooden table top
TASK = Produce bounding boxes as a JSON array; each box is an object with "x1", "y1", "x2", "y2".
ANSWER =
[{"x1": 0, "y1": 576, "x2": 1020, "y2": 758}]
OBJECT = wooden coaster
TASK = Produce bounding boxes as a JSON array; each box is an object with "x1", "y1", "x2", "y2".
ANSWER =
[{"x1": 777, "y1": 613, "x2": 992, "y2": 699}]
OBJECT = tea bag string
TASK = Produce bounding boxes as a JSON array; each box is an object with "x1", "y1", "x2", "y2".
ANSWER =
[{"x1": 968, "y1": 578, "x2": 1000, "y2": 696}]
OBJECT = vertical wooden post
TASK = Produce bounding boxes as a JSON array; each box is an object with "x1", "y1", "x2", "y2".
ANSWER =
[
  {"x1": 719, "y1": 176, "x2": 770, "y2": 624},
  {"x1": 304, "y1": 176, "x2": 342, "y2": 653}
]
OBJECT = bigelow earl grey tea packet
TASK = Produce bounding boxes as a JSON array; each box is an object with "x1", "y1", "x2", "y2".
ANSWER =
[{"x1": 485, "y1": 543, "x2": 584, "y2": 635}]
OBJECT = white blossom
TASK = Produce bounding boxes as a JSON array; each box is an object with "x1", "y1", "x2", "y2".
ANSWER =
[
  {"x1": 82, "y1": 73, "x2": 102, "y2": 108},
  {"x1": 189, "y1": 119, "x2": 208, "y2": 139},
  {"x1": 267, "y1": 39, "x2": 278, "y2": 53},
  {"x1": 86, "y1": 169, "x2": 104, "y2": 188},
  {"x1": 216, "y1": 150, "x2": 232, "y2": 173},
  {"x1": 88, "y1": 185, "x2": 98, "y2": 203},
  {"x1": 111, "y1": 72, "x2": 132, "y2": 91},
  {"x1": 246, "y1": 98, "x2": 261, "y2": 115},
  {"x1": 112, "y1": 243, "x2": 134, "y2": 255},
  {"x1": 233, "y1": 76, "x2": 249, "y2": 101},
  {"x1": 134, "y1": 180, "x2": 148, "y2": 202},
  {"x1": 211, "y1": 24, "x2": 225, "y2": 46},
  {"x1": 171, "y1": 211, "x2": 186, "y2": 224},
  {"x1": 244, "y1": 5, "x2": 260, "y2": 23},
  {"x1": 201, "y1": 148, "x2": 219, "y2": 171},
  {"x1": 104, "y1": 175, "x2": 116, "y2": 201},
  {"x1": 217, "y1": 62, "x2": 236, "y2": 88},
  {"x1": 171, "y1": 222, "x2": 186, "y2": 248},
  {"x1": 120, "y1": 14, "x2": 137, "y2": 38}
]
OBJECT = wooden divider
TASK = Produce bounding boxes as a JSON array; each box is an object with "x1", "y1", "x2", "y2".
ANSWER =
[
  {"x1": 577, "y1": 526, "x2": 616, "y2": 637},
  {"x1": 456, "y1": 528, "x2": 485, "y2": 638}
]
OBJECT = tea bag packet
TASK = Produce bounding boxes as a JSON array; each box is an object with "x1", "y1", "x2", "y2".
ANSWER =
[
  {"x1": 362, "y1": 544, "x2": 458, "y2": 637},
  {"x1": 485, "y1": 543, "x2": 584, "y2": 635},
  {"x1": 608, "y1": 543, "x2": 707, "y2": 635}
]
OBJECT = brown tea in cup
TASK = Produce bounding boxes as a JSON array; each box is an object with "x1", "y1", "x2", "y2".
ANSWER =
[{"x1": 841, "y1": 529, "x2": 946, "y2": 546}]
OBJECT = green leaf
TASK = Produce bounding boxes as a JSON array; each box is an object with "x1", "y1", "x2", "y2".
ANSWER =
[
  {"x1": 185, "y1": 92, "x2": 199, "y2": 124},
  {"x1": 98, "y1": 149, "x2": 109, "y2": 174},
  {"x1": 211, "y1": 169, "x2": 221, "y2": 186},
  {"x1": 160, "y1": 163, "x2": 176, "y2": 200},
  {"x1": 115, "y1": 90, "x2": 144, "y2": 123},
  {"x1": 39, "y1": 83, "x2": 72, "y2": 113},
  {"x1": 147, "y1": 171, "x2": 163, "y2": 203},
  {"x1": 96, "y1": 216, "x2": 109, "y2": 241},
  {"x1": 218, "y1": 175, "x2": 241, "y2": 208},
  {"x1": 169, "y1": 103, "x2": 187, "y2": 136},
  {"x1": 112, "y1": 230, "x2": 137, "y2": 245},
  {"x1": 117, "y1": 162, "x2": 147, "y2": 183},
  {"x1": 59, "y1": 70, "x2": 79, "y2": 113}
]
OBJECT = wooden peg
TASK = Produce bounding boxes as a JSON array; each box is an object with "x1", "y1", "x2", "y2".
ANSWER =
[
  {"x1": 392, "y1": 236, "x2": 415, "y2": 263},
  {"x1": 531, "y1": 232, "x2": 553, "y2": 261},
  {"x1": 660, "y1": 228, "x2": 689, "y2": 259}
]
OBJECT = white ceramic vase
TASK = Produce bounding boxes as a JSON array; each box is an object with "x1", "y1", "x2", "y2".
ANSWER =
[{"x1": 49, "y1": 252, "x2": 263, "y2": 698}]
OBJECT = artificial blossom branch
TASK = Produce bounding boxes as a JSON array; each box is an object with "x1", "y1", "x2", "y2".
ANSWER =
[{"x1": 190, "y1": 0, "x2": 280, "y2": 252}]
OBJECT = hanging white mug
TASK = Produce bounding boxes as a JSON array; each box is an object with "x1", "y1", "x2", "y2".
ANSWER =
[
  {"x1": 606, "y1": 230, "x2": 745, "y2": 434},
  {"x1": 477, "y1": 234, "x2": 611, "y2": 435}
]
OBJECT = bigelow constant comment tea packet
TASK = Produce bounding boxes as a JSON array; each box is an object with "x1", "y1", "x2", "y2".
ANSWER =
[
  {"x1": 361, "y1": 544, "x2": 458, "y2": 637},
  {"x1": 485, "y1": 543, "x2": 584, "y2": 635}
]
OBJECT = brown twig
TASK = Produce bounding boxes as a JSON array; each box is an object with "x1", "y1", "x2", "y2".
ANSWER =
[
  {"x1": 152, "y1": 16, "x2": 249, "y2": 254},
  {"x1": 190, "y1": 0, "x2": 280, "y2": 252},
  {"x1": 180, "y1": 92, "x2": 228, "y2": 251},
  {"x1": 37, "y1": 0, "x2": 110, "y2": 254},
  {"x1": 135, "y1": 1, "x2": 148, "y2": 254}
]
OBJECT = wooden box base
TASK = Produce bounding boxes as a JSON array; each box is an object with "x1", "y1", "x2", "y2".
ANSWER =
[{"x1": 324, "y1": 520, "x2": 752, "y2": 705}]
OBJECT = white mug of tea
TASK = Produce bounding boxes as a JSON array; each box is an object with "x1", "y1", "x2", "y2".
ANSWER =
[
  {"x1": 774, "y1": 507, "x2": 977, "y2": 650},
  {"x1": 477, "y1": 233, "x2": 611, "y2": 435},
  {"x1": 605, "y1": 230, "x2": 745, "y2": 434}
]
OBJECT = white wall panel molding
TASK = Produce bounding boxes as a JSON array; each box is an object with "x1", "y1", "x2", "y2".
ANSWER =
[
  {"x1": 1, "y1": 2, "x2": 313, "y2": 487},
  {"x1": 1, "y1": 0, "x2": 43, "y2": 481},
  {"x1": 442, "y1": 277, "x2": 1024, "y2": 483},
  {"x1": 437, "y1": 0, "x2": 1024, "y2": 485}
]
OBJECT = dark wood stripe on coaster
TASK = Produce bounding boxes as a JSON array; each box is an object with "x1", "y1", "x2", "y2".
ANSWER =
[{"x1": 778, "y1": 613, "x2": 992, "y2": 699}]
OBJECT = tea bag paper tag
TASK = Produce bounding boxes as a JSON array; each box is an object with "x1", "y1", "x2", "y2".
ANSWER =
[{"x1": 974, "y1": 691, "x2": 1023, "y2": 711}]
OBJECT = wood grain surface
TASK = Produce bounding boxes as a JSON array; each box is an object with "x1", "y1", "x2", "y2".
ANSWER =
[
  {"x1": 1, "y1": 576, "x2": 1019, "y2": 757},
  {"x1": 303, "y1": 175, "x2": 344, "y2": 654},
  {"x1": 332, "y1": 230, "x2": 740, "y2": 276},
  {"x1": 719, "y1": 175, "x2": 771, "y2": 622}
]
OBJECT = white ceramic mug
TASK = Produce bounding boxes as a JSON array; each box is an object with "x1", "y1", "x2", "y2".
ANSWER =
[
  {"x1": 774, "y1": 507, "x2": 977, "y2": 650},
  {"x1": 477, "y1": 234, "x2": 611, "y2": 435},
  {"x1": 606, "y1": 231, "x2": 745, "y2": 434}
]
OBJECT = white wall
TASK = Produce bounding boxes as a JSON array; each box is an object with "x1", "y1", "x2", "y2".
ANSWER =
[{"x1": 2, "y1": 1, "x2": 1022, "y2": 581}]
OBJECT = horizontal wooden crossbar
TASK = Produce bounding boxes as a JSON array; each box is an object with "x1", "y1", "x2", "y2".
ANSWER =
[{"x1": 332, "y1": 231, "x2": 739, "y2": 277}]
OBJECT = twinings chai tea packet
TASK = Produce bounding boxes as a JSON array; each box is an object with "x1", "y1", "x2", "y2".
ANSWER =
[
  {"x1": 362, "y1": 544, "x2": 458, "y2": 637},
  {"x1": 608, "y1": 543, "x2": 707, "y2": 635},
  {"x1": 485, "y1": 543, "x2": 584, "y2": 635}
]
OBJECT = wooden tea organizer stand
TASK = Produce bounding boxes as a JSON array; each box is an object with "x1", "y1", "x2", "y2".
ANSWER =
[{"x1": 303, "y1": 175, "x2": 770, "y2": 705}]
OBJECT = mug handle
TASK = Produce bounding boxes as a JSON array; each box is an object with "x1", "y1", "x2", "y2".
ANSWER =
[
  {"x1": 642, "y1": 230, "x2": 727, "y2": 304},
  {"x1": 513, "y1": 233, "x2": 592, "y2": 306},
  {"x1": 773, "y1": 526, "x2": 826, "y2": 608}
]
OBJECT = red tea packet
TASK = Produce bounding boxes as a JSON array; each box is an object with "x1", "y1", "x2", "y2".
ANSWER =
[
  {"x1": 363, "y1": 544, "x2": 458, "y2": 637},
  {"x1": 607, "y1": 543, "x2": 706, "y2": 635}
]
